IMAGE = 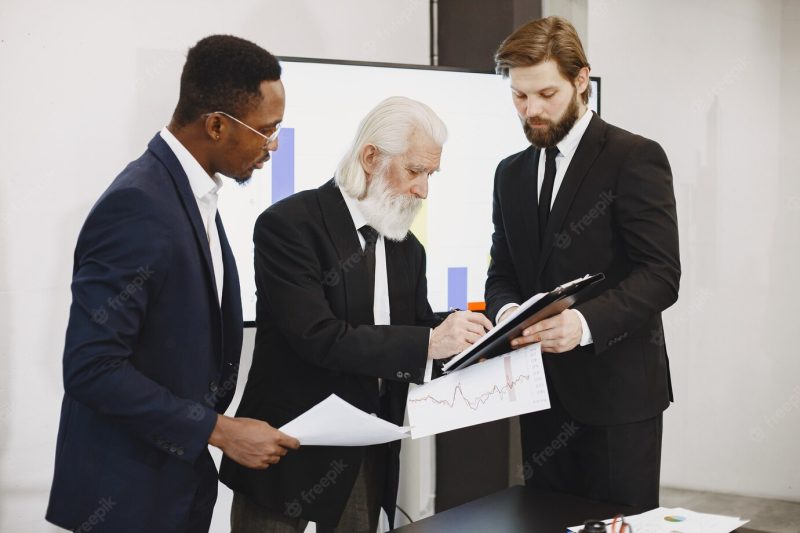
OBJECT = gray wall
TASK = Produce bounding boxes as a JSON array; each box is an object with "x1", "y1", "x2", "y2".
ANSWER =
[{"x1": 588, "y1": 0, "x2": 800, "y2": 501}]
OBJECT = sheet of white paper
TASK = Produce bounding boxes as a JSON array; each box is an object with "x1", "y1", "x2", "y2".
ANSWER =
[
  {"x1": 567, "y1": 507, "x2": 749, "y2": 533},
  {"x1": 407, "y1": 344, "x2": 550, "y2": 438},
  {"x1": 279, "y1": 394, "x2": 411, "y2": 446}
]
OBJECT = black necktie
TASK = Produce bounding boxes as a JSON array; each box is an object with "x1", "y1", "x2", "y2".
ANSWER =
[
  {"x1": 359, "y1": 225, "x2": 379, "y2": 304},
  {"x1": 538, "y1": 146, "x2": 560, "y2": 245}
]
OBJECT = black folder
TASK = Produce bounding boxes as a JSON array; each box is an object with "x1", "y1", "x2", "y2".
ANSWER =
[{"x1": 442, "y1": 273, "x2": 605, "y2": 373}]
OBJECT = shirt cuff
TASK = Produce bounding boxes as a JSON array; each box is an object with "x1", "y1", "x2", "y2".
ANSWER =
[
  {"x1": 423, "y1": 329, "x2": 434, "y2": 383},
  {"x1": 496, "y1": 303, "x2": 520, "y2": 325},
  {"x1": 573, "y1": 309, "x2": 593, "y2": 346},
  {"x1": 423, "y1": 358, "x2": 434, "y2": 383}
]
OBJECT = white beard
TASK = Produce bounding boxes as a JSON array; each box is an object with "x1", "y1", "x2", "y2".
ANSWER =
[{"x1": 357, "y1": 167, "x2": 422, "y2": 241}]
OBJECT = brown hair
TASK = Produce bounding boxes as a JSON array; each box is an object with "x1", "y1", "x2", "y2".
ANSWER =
[{"x1": 495, "y1": 16, "x2": 591, "y2": 104}]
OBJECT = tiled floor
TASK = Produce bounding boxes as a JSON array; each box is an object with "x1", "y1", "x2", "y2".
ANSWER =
[{"x1": 661, "y1": 487, "x2": 800, "y2": 533}]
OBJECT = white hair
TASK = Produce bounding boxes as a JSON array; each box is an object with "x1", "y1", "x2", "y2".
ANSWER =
[{"x1": 335, "y1": 96, "x2": 448, "y2": 199}]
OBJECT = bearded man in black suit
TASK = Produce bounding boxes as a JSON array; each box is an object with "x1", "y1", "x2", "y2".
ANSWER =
[
  {"x1": 486, "y1": 17, "x2": 681, "y2": 509},
  {"x1": 221, "y1": 96, "x2": 493, "y2": 532}
]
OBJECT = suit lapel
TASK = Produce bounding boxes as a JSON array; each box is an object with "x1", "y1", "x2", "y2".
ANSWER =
[
  {"x1": 537, "y1": 114, "x2": 608, "y2": 277},
  {"x1": 147, "y1": 134, "x2": 218, "y2": 305},
  {"x1": 148, "y1": 134, "x2": 231, "y2": 370},
  {"x1": 317, "y1": 180, "x2": 374, "y2": 326},
  {"x1": 218, "y1": 214, "x2": 243, "y2": 368},
  {"x1": 508, "y1": 147, "x2": 542, "y2": 279}
]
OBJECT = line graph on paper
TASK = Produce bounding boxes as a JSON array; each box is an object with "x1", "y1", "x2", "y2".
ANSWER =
[
  {"x1": 407, "y1": 344, "x2": 551, "y2": 438},
  {"x1": 409, "y1": 357, "x2": 530, "y2": 411}
]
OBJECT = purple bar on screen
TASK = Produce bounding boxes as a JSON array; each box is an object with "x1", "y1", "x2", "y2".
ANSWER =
[
  {"x1": 271, "y1": 127, "x2": 294, "y2": 204},
  {"x1": 448, "y1": 267, "x2": 468, "y2": 311}
]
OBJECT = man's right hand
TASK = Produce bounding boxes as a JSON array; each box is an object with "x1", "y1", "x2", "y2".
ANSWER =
[
  {"x1": 209, "y1": 415, "x2": 300, "y2": 469},
  {"x1": 428, "y1": 310, "x2": 494, "y2": 360}
]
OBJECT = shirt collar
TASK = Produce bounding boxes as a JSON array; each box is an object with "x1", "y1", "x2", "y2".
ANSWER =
[
  {"x1": 553, "y1": 108, "x2": 594, "y2": 159},
  {"x1": 339, "y1": 185, "x2": 369, "y2": 234},
  {"x1": 160, "y1": 127, "x2": 222, "y2": 200}
]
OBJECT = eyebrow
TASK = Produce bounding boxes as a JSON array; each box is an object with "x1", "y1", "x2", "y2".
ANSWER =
[
  {"x1": 510, "y1": 85, "x2": 558, "y2": 94},
  {"x1": 408, "y1": 163, "x2": 440, "y2": 173},
  {"x1": 257, "y1": 119, "x2": 282, "y2": 130}
]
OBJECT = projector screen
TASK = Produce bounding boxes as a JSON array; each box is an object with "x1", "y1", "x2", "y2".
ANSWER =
[{"x1": 217, "y1": 58, "x2": 600, "y2": 323}]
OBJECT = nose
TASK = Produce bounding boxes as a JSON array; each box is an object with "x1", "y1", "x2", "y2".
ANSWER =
[
  {"x1": 526, "y1": 98, "x2": 543, "y2": 118},
  {"x1": 411, "y1": 176, "x2": 429, "y2": 199},
  {"x1": 267, "y1": 136, "x2": 279, "y2": 151}
]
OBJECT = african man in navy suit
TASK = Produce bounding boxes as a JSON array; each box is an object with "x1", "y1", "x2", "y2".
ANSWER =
[{"x1": 46, "y1": 35, "x2": 299, "y2": 533}]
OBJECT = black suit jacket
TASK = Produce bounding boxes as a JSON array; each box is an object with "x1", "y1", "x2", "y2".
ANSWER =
[
  {"x1": 219, "y1": 179, "x2": 440, "y2": 527},
  {"x1": 486, "y1": 113, "x2": 680, "y2": 426},
  {"x1": 46, "y1": 134, "x2": 242, "y2": 532}
]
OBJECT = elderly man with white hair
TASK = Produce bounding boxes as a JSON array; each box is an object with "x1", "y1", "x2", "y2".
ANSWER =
[{"x1": 220, "y1": 96, "x2": 493, "y2": 533}]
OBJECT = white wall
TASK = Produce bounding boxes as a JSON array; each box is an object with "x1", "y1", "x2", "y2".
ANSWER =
[
  {"x1": 588, "y1": 0, "x2": 800, "y2": 501},
  {"x1": 0, "y1": 1, "x2": 429, "y2": 531}
]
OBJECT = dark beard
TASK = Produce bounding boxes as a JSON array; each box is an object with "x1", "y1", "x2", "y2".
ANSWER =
[{"x1": 522, "y1": 93, "x2": 581, "y2": 148}]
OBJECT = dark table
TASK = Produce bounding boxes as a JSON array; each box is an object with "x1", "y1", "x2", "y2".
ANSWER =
[{"x1": 394, "y1": 485, "x2": 763, "y2": 532}]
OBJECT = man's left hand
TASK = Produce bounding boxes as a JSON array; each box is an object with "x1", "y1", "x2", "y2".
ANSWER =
[{"x1": 511, "y1": 309, "x2": 582, "y2": 353}]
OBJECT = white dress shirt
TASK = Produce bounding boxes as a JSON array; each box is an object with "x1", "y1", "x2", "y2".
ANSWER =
[
  {"x1": 341, "y1": 189, "x2": 390, "y2": 326},
  {"x1": 160, "y1": 127, "x2": 224, "y2": 305},
  {"x1": 340, "y1": 188, "x2": 435, "y2": 382},
  {"x1": 496, "y1": 108, "x2": 594, "y2": 346}
]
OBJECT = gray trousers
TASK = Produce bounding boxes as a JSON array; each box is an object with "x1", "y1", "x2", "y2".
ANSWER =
[{"x1": 231, "y1": 446, "x2": 386, "y2": 533}]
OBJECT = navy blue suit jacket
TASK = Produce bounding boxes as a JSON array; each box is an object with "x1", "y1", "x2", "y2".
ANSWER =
[{"x1": 46, "y1": 134, "x2": 243, "y2": 532}]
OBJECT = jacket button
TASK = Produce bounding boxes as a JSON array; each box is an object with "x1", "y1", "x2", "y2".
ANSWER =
[
  {"x1": 403, "y1": 372, "x2": 411, "y2": 379},
  {"x1": 169, "y1": 445, "x2": 177, "y2": 453},
  {"x1": 176, "y1": 447, "x2": 185, "y2": 456},
  {"x1": 396, "y1": 371, "x2": 403, "y2": 379}
]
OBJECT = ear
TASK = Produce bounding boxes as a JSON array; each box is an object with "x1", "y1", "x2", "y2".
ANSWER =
[
  {"x1": 574, "y1": 66, "x2": 590, "y2": 97},
  {"x1": 203, "y1": 113, "x2": 224, "y2": 142},
  {"x1": 359, "y1": 144, "x2": 380, "y2": 184}
]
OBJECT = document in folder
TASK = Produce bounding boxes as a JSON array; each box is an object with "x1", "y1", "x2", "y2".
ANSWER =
[{"x1": 442, "y1": 273, "x2": 605, "y2": 373}]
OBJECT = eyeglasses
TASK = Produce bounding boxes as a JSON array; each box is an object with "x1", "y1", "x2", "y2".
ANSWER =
[{"x1": 207, "y1": 110, "x2": 281, "y2": 146}]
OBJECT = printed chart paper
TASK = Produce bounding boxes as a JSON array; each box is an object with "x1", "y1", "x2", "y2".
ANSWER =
[{"x1": 407, "y1": 344, "x2": 550, "y2": 438}]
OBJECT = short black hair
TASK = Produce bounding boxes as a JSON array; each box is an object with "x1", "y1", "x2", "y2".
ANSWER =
[{"x1": 172, "y1": 35, "x2": 281, "y2": 126}]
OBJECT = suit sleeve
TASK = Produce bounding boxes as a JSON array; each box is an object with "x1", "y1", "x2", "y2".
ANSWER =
[
  {"x1": 63, "y1": 188, "x2": 217, "y2": 463},
  {"x1": 574, "y1": 139, "x2": 681, "y2": 354},
  {"x1": 485, "y1": 159, "x2": 524, "y2": 323},
  {"x1": 254, "y1": 209, "x2": 431, "y2": 383}
]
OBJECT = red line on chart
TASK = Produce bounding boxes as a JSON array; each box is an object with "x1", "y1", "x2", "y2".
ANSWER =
[{"x1": 409, "y1": 361, "x2": 530, "y2": 411}]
